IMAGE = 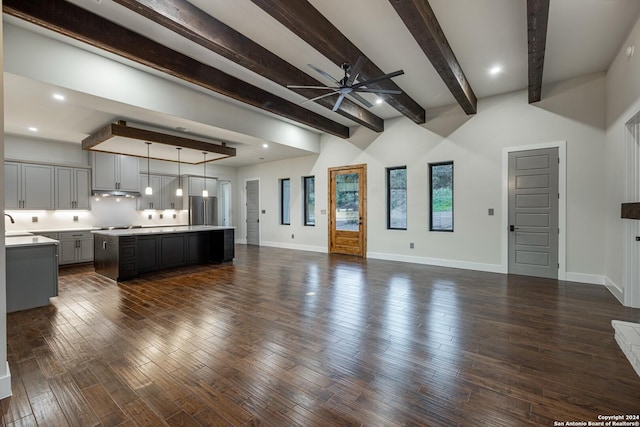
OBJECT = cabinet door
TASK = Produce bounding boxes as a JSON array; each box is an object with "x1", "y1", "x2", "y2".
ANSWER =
[
  {"x1": 118, "y1": 155, "x2": 140, "y2": 192},
  {"x1": 74, "y1": 168, "x2": 91, "y2": 209},
  {"x1": 161, "y1": 176, "x2": 183, "y2": 210},
  {"x1": 92, "y1": 152, "x2": 118, "y2": 190},
  {"x1": 22, "y1": 164, "x2": 55, "y2": 209},
  {"x1": 4, "y1": 162, "x2": 21, "y2": 209},
  {"x1": 59, "y1": 239, "x2": 78, "y2": 265},
  {"x1": 138, "y1": 174, "x2": 162, "y2": 210},
  {"x1": 188, "y1": 176, "x2": 217, "y2": 196},
  {"x1": 55, "y1": 167, "x2": 74, "y2": 209},
  {"x1": 78, "y1": 238, "x2": 94, "y2": 263},
  {"x1": 137, "y1": 236, "x2": 159, "y2": 272}
]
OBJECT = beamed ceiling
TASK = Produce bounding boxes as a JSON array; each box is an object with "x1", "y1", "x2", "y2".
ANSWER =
[{"x1": 3, "y1": 0, "x2": 640, "y2": 166}]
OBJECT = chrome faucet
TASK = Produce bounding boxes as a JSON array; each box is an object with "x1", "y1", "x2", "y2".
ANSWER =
[{"x1": 4, "y1": 213, "x2": 15, "y2": 224}]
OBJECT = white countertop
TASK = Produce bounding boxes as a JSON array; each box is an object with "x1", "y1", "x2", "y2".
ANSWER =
[
  {"x1": 92, "y1": 225, "x2": 234, "y2": 236},
  {"x1": 6, "y1": 235, "x2": 59, "y2": 248}
]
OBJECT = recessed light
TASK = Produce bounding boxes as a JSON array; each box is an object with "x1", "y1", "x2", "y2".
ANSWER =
[
  {"x1": 28, "y1": 127, "x2": 38, "y2": 132},
  {"x1": 375, "y1": 98, "x2": 383, "y2": 105},
  {"x1": 489, "y1": 65, "x2": 502, "y2": 76},
  {"x1": 262, "y1": 143, "x2": 269, "y2": 148},
  {"x1": 53, "y1": 93, "x2": 65, "y2": 101}
]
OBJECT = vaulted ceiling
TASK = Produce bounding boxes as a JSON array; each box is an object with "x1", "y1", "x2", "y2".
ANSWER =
[{"x1": 3, "y1": 0, "x2": 640, "y2": 166}]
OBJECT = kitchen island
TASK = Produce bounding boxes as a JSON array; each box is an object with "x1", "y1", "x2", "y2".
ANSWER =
[
  {"x1": 6, "y1": 235, "x2": 59, "y2": 312},
  {"x1": 93, "y1": 225, "x2": 234, "y2": 281}
]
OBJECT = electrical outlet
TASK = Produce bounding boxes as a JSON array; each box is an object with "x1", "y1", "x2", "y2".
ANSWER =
[
  {"x1": 73, "y1": 215, "x2": 79, "y2": 222},
  {"x1": 409, "y1": 242, "x2": 414, "y2": 249},
  {"x1": 488, "y1": 208, "x2": 494, "y2": 216},
  {"x1": 291, "y1": 234, "x2": 295, "y2": 239},
  {"x1": 32, "y1": 216, "x2": 38, "y2": 223},
  {"x1": 159, "y1": 214, "x2": 163, "y2": 219},
  {"x1": 148, "y1": 214, "x2": 152, "y2": 220},
  {"x1": 173, "y1": 214, "x2": 177, "y2": 219}
]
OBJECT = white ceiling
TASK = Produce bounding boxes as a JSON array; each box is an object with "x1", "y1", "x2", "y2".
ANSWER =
[{"x1": 4, "y1": 0, "x2": 640, "y2": 167}]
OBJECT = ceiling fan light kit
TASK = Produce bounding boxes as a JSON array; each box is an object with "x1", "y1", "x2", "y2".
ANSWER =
[{"x1": 288, "y1": 56, "x2": 403, "y2": 112}]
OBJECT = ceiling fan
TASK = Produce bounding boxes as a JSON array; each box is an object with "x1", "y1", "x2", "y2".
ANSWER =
[{"x1": 287, "y1": 56, "x2": 404, "y2": 112}]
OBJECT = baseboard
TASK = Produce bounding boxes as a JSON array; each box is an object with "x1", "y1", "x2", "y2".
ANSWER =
[
  {"x1": 236, "y1": 238, "x2": 247, "y2": 245},
  {"x1": 366, "y1": 252, "x2": 503, "y2": 274},
  {"x1": 605, "y1": 276, "x2": 625, "y2": 305},
  {"x1": 0, "y1": 362, "x2": 12, "y2": 400},
  {"x1": 260, "y1": 241, "x2": 327, "y2": 253},
  {"x1": 564, "y1": 272, "x2": 604, "y2": 285}
]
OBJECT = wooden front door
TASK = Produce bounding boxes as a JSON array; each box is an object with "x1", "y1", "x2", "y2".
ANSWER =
[{"x1": 329, "y1": 164, "x2": 367, "y2": 256}]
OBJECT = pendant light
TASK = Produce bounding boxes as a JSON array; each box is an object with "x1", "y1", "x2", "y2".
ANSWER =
[
  {"x1": 202, "y1": 152, "x2": 209, "y2": 197},
  {"x1": 145, "y1": 142, "x2": 153, "y2": 195},
  {"x1": 175, "y1": 147, "x2": 183, "y2": 196}
]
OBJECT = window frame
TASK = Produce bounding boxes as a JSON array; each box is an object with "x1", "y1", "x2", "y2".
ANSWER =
[
  {"x1": 280, "y1": 178, "x2": 290, "y2": 225},
  {"x1": 429, "y1": 161, "x2": 454, "y2": 232},
  {"x1": 386, "y1": 166, "x2": 407, "y2": 230},
  {"x1": 303, "y1": 175, "x2": 315, "y2": 226}
]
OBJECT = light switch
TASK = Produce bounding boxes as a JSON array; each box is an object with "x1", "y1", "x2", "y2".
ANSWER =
[{"x1": 488, "y1": 208, "x2": 494, "y2": 216}]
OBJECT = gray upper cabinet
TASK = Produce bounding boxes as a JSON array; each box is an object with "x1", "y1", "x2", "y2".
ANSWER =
[
  {"x1": 55, "y1": 167, "x2": 91, "y2": 210},
  {"x1": 138, "y1": 174, "x2": 162, "y2": 210},
  {"x1": 162, "y1": 175, "x2": 183, "y2": 210},
  {"x1": 92, "y1": 152, "x2": 140, "y2": 192},
  {"x1": 4, "y1": 161, "x2": 55, "y2": 209},
  {"x1": 137, "y1": 175, "x2": 183, "y2": 210},
  {"x1": 187, "y1": 176, "x2": 217, "y2": 197}
]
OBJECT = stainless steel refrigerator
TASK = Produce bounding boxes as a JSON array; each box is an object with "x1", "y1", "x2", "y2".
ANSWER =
[{"x1": 189, "y1": 196, "x2": 218, "y2": 225}]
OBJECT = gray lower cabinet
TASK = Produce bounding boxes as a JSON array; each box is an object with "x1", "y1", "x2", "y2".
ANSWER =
[
  {"x1": 40, "y1": 231, "x2": 94, "y2": 265},
  {"x1": 6, "y1": 243, "x2": 58, "y2": 313}
]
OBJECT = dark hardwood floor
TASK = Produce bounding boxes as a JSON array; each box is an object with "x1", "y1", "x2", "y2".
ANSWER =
[{"x1": 2, "y1": 244, "x2": 640, "y2": 426}]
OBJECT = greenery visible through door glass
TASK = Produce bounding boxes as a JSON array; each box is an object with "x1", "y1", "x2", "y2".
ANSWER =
[
  {"x1": 387, "y1": 166, "x2": 407, "y2": 230},
  {"x1": 429, "y1": 162, "x2": 453, "y2": 231},
  {"x1": 335, "y1": 173, "x2": 359, "y2": 231}
]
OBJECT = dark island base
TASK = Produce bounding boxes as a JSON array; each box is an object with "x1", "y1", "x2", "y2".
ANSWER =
[{"x1": 94, "y1": 229, "x2": 234, "y2": 281}]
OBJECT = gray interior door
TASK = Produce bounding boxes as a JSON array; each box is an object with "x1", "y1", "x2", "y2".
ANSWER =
[
  {"x1": 246, "y1": 180, "x2": 260, "y2": 245},
  {"x1": 508, "y1": 148, "x2": 559, "y2": 279}
]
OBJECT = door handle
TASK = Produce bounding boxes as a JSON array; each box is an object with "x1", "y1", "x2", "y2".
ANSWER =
[{"x1": 509, "y1": 225, "x2": 520, "y2": 232}]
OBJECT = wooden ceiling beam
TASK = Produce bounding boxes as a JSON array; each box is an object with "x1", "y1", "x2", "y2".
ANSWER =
[
  {"x1": 527, "y1": 0, "x2": 550, "y2": 103},
  {"x1": 388, "y1": 0, "x2": 477, "y2": 115},
  {"x1": 82, "y1": 121, "x2": 237, "y2": 158},
  {"x1": 3, "y1": 0, "x2": 350, "y2": 139},
  {"x1": 112, "y1": 0, "x2": 384, "y2": 132},
  {"x1": 250, "y1": 0, "x2": 426, "y2": 124}
]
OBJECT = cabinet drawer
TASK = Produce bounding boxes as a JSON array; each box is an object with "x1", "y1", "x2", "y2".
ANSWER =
[{"x1": 59, "y1": 231, "x2": 93, "y2": 240}]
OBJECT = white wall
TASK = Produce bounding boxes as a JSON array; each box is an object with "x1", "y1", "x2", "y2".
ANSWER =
[
  {"x1": 604, "y1": 13, "x2": 640, "y2": 305},
  {"x1": 0, "y1": 0, "x2": 12, "y2": 399},
  {"x1": 238, "y1": 75, "x2": 607, "y2": 280},
  {"x1": 3, "y1": 136, "x2": 239, "y2": 231}
]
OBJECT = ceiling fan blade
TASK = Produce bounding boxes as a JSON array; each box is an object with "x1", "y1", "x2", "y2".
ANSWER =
[
  {"x1": 353, "y1": 88, "x2": 402, "y2": 95},
  {"x1": 308, "y1": 64, "x2": 340, "y2": 85},
  {"x1": 287, "y1": 85, "x2": 336, "y2": 90},
  {"x1": 352, "y1": 70, "x2": 404, "y2": 89},
  {"x1": 301, "y1": 90, "x2": 339, "y2": 104},
  {"x1": 349, "y1": 92, "x2": 373, "y2": 108},
  {"x1": 332, "y1": 93, "x2": 346, "y2": 111},
  {"x1": 346, "y1": 56, "x2": 367, "y2": 86}
]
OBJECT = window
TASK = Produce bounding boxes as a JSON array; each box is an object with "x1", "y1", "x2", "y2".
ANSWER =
[
  {"x1": 387, "y1": 166, "x2": 407, "y2": 230},
  {"x1": 303, "y1": 176, "x2": 315, "y2": 226},
  {"x1": 429, "y1": 162, "x2": 453, "y2": 231},
  {"x1": 280, "y1": 178, "x2": 290, "y2": 225}
]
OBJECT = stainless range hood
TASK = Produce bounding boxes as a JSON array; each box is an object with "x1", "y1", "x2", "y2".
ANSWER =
[{"x1": 92, "y1": 190, "x2": 141, "y2": 198}]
